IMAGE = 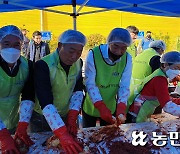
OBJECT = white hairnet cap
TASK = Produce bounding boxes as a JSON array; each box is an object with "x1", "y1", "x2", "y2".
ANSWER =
[
  {"x1": 107, "y1": 28, "x2": 132, "y2": 46},
  {"x1": 160, "y1": 51, "x2": 180, "y2": 64},
  {"x1": 0, "y1": 25, "x2": 23, "y2": 42},
  {"x1": 149, "y1": 40, "x2": 166, "y2": 50},
  {"x1": 58, "y1": 29, "x2": 86, "y2": 46}
]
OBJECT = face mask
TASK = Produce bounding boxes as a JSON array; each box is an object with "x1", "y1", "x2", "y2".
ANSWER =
[
  {"x1": 166, "y1": 69, "x2": 180, "y2": 81},
  {"x1": 0, "y1": 48, "x2": 21, "y2": 64},
  {"x1": 109, "y1": 50, "x2": 121, "y2": 59}
]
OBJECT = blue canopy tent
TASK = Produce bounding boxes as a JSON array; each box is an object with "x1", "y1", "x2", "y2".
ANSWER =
[{"x1": 0, "y1": 0, "x2": 180, "y2": 30}]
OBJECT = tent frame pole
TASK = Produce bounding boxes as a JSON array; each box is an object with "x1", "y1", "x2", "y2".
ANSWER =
[
  {"x1": 40, "y1": 10, "x2": 44, "y2": 31},
  {"x1": 72, "y1": 0, "x2": 77, "y2": 30},
  {"x1": 76, "y1": 0, "x2": 89, "y2": 14}
]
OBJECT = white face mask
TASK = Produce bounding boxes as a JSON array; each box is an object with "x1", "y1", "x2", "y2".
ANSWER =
[
  {"x1": 0, "y1": 48, "x2": 21, "y2": 64},
  {"x1": 166, "y1": 69, "x2": 180, "y2": 81}
]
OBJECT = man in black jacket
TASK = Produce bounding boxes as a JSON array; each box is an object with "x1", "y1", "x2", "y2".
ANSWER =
[{"x1": 26, "y1": 31, "x2": 50, "y2": 63}]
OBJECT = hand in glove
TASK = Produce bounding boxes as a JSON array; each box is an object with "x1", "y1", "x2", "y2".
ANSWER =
[
  {"x1": 0, "y1": 128, "x2": 20, "y2": 154},
  {"x1": 171, "y1": 75, "x2": 180, "y2": 83},
  {"x1": 94, "y1": 101, "x2": 115, "y2": 124},
  {"x1": 171, "y1": 97, "x2": 180, "y2": 105},
  {"x1": 116, "y1": 102, "x2": 127, "y2": 125},
  {"x1": 54, "y1": 126, "x2": 83, "y2": 154},
  {"x1": 66, "y1": 110, "x2": 79, "y2": 137},
  {"x1": 14, "y1": 122, "x2": 34, "y2": 147}
]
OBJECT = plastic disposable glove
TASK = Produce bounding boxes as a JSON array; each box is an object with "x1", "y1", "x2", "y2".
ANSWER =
[
  {"x1": 66, "y1": 110, "x2": 79, "y2": 137},
  {"x1": 53, "y1": 126, "x2": 83, "y2": 154},
  {"x1": 14, "y1": 122, "x2": 34, "y2": 147},
  {"x1": 116, "y1": 102, "x2": 127, "y2": 125},
  {"x1": 163, "y1": 101, "x2": 180, "y2": 117},
  {"x1": 94, "y1": 101, "x2": 115, "y2": 124},
  {"x1": 0, "y1": 128, "x2": 20, "y2": 154}
]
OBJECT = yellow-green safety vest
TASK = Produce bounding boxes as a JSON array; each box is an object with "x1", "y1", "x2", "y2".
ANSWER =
[
  {"x1": 34, "y1": 50, "x2": 81, "y2": 117},
  {"x1": 0, "y1": 56, "x2": 29, "y2": 129},
  {"x1": 83, "y1": 46, "x2": 127, "y2": 117},
  {"x1": 132, "y1": 48, "x2": 159, "y2": 85}
]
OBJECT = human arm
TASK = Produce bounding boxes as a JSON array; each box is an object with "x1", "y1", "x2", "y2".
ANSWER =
[
  {"x1": 149, "y1": 55, "x2": 161, "y2": 72},
  {"x1": 66, "y1": 61, "x2": 84, "y2": 136},
  {"x1": 15, "y1": 60, "x2": 35, "y2": 147},
  {"x1": 163, "y1": 101, "x2": 180, "y2": 117},
  {"x1": 43, "y1": 104, "x2": 83, "y2": 154},
  {"x1": 45, "y1": 43, "x2": 50, "y2": 55},
  {"x1": 137, "y1": 39, "x2": 143, "y2": 54},
  {"x1": 171, "y1": 98, "x2": 180, "y2": 105},
  {"x1": 85, "y1": 50, "x2": 103, "y2": 103},
  {"x1": 21, "y1": 60, "x2": 35, "y2": 103},
  {"x1": 14, "y1": 100, "x2": 34, "y2": 147},
  {"x1": 153, "y1": 76, "x2": 172, "y2": 108},
  {"x1": 116, "y1": 53, "x2": 132, "y2": 123},
  {"x1": 34, "y1": 60, "x2": 54, "y2": 109},
  {"x1": 26, "y1": 44, "x2": 30, "y2": 59},
  {"x1": 152, "y1": 77, "x2": 180, "y2": 116}
]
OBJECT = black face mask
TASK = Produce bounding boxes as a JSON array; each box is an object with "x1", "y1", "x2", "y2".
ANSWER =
[{"x1": 108, "y1": 50, "x2": 121, "y2": 61}]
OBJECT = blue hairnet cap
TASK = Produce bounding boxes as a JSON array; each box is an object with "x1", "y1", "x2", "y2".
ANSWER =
[
  {"x1": 58, "y1": 29, "x2": 86, "y2": 46},
  {"x1": 107, "y1": 28, "x2": 132, "y2": 46},
  {"x1": 0, "y1": 25, "x2": 23, "y2": 41},
  {"x1": 160, "y1": 51, "x2": 180, "y2": 64},
  {"x1": 149, "y1": 40, "x2": 166, "y2": 50}
]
